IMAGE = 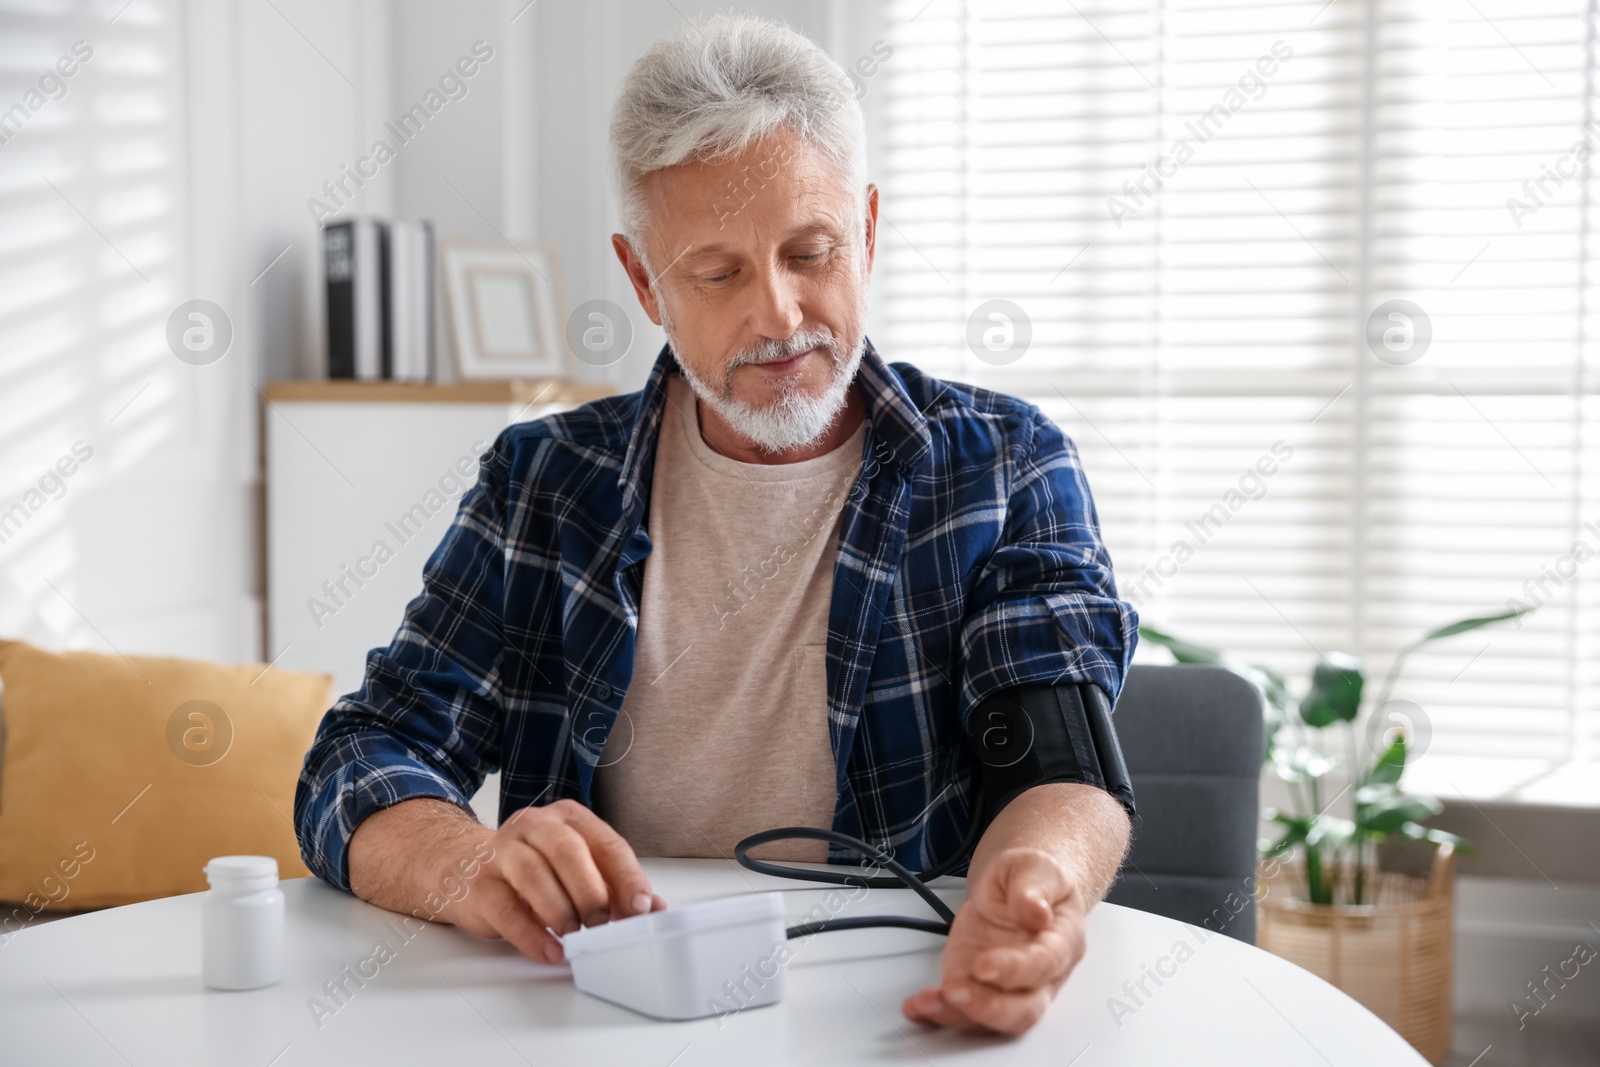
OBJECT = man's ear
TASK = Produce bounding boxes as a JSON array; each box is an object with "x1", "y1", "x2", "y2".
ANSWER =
[
  {"x1": 611, "y1": 233, "x2": 663, "y2": 326},
  {"x1": 862, "y1": 183, "x2": 880, "y2": 277}
]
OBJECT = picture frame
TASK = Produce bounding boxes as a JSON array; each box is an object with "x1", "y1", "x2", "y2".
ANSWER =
[{"x1": 439, "y1": 238, "x2": 567, "y2": 379}]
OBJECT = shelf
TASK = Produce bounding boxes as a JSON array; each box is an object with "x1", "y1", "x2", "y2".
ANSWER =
[{"x1": 262, "y1": 379, "x2": 618, "y2": 405}]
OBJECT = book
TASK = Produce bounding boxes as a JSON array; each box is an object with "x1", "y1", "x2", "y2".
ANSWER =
[
  {"x1": 324, "y1": 218, "x2": 389, "y2": 380},
  {"x1": 387, "y1": 219, "x2": 435, "y2": 382}
]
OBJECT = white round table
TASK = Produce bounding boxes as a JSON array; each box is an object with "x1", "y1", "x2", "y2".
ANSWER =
[{"x1": 0, "y1": 858, "x2": 1426, "y2": 1065}]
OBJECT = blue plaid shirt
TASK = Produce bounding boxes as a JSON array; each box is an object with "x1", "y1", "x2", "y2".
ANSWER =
[{"x1": 294, "y1": 340, "x2": 1137, "y2": 890}]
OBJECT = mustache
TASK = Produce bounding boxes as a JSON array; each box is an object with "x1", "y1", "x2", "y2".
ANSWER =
[{"x1": 725, "y1": 330, "x2": 842, "y2": 377}]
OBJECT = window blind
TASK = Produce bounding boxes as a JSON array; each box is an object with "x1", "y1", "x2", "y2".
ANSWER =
[
  {"x1": 0, "y1": 0, "x2": 188, "y2": 630},
  {"x1": 874, "y1": 0, "x2": 1599, "y2": 770}
]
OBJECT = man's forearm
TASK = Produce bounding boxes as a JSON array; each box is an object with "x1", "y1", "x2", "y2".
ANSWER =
[
  {"x1": 966, "y1": 783, "x2": 1130, "y2": 902},
  {"x1": 346, "y1": 797, "x2": 491, "y2": 922}
]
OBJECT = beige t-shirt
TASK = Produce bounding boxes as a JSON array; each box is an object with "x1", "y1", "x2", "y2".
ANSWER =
[{"x1": 591, "y1": 373, "x2": 866, "y2": 862}]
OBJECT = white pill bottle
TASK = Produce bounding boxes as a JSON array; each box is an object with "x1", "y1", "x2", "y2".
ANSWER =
[{"x1": 201, "y1": 855, "x2": 285, "y2": 991}]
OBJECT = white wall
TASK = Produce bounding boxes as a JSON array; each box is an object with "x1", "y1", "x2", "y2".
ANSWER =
[{"x1": 237, "y1": 0, "x2": 394, "y2": 385}]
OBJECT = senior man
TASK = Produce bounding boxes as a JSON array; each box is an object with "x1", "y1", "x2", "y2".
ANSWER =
[{"x1": 295, "y1": 14, "x2": 1137, "y2": 1036}]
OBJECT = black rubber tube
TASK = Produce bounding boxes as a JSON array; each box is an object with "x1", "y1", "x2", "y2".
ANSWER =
[
  {"x1": 785, "y1": 914, "x2": 950, "y2": 939},
  {"x1": 734, "y1": 814, "x2": 990, "y2": 938}
]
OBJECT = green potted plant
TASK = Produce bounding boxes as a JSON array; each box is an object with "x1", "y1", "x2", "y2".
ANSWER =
[{"x1": 1139, "y1": 608, "x2": 1524, "y2": 1064}]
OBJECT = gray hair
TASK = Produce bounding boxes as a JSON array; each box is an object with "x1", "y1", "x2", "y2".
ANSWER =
[{"x1": 609, "y1": 14, "x2": 869, "y2": 270}]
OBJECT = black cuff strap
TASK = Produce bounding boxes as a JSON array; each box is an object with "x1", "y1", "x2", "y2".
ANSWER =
[{"x1": 965, "y1": 682, "x2": 1137, "y2": 833}]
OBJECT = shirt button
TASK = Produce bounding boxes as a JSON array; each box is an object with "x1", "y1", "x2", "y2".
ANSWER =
[{"x1": 595, "y1": 682, "x2": 612, "y2": 701}]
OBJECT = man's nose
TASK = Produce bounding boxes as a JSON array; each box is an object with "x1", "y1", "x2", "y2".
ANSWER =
[{"x1": 745, "y1": 261, "x2": 804, "y2": 339}]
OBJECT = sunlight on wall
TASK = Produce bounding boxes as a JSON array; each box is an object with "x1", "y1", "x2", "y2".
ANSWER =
[{"x1": 0, "y1": 1, "x2": 200, "y2": 657}]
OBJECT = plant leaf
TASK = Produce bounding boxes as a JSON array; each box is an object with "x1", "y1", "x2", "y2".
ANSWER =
[
  {"x1": 1358, "y1": 792, "x2": 1441, "y2": 834},
  {"x1": 1362, "y1": 733, "x2": 1407, "y2": 787},
  {"x1": 1394, "y1": 822, "x2": 1478, "y2": 856},
  {"x1": 1138, "y1": 625, "x2": 1227, "y2": 665},
  {"x1": 1262, "y1": 811, "x2": 1312, "y2": 859},
  {"x1": 1264, "y1": 831, "x2": 1306, "y2": 859},
  {"x1": 1273, "y1": 744, "x2": 1336, "y2": 783},
  {"x1": 1305, "y1": 814, "x2": 1355, "y2": 851},
  {"x1": 1300, "y1": 653, "x2": 1364, "y2": 727},
  {"x1": 1254, "y1": 664, "x2": 1297, "y2": 713},
  {"x1": 1422, "y1": 827, "x2": 1477, "y2": 856},
  {"x1": 1415, "y1": 608, "x2": 1532, "y2": 645},
  {"x1": 1354, "y1": 782, "x2": 1399, "y2": 806}
]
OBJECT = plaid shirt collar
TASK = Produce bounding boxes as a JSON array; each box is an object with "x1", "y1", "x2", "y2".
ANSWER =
[{"x1": 615, "y1": 337, "x2": 934, "y2": 524}]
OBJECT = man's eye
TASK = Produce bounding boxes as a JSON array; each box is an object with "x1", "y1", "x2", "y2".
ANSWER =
[{"x1": 791, "y1": 252, "x2": 824, "y2": 263}]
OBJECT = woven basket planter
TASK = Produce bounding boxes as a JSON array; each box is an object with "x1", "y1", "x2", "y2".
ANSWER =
[{"x1": 1257, "y1": 844, "x2": 1456, "y2": 1064}]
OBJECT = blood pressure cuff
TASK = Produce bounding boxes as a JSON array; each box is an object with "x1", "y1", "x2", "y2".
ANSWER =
[{"x1": 965, "y1": 682, "x2": 1136, "y2": 829}]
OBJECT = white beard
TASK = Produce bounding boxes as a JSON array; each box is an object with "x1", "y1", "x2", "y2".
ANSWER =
[{"x1": 660, "y1": 304, "x2": 866, "y2": 456}]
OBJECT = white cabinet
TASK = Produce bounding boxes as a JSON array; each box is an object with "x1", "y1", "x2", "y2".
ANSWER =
[{"x1": 264, "y1": 380, "x2": 609, "y2": 823}]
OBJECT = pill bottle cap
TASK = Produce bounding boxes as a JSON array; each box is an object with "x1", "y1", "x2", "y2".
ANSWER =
[{"x1": 204, "y1": 855, "x2": 279, "y2": 891}]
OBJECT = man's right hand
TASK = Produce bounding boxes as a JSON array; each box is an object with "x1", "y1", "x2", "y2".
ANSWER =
[
  {"x1": 347, "y1": 797, "x2": 666, "y2": 965},
  {"x1": 448, "y1": 798, "x2": 667, "y2": 963}
]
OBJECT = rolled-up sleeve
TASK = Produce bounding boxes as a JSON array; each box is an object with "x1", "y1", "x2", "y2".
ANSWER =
[
  {"x1": 957, "y1": 410, "x2": 1138, "y2": 721},
  {"x1": 293, "y1": 440, "x2": 514, "y2": 892}
]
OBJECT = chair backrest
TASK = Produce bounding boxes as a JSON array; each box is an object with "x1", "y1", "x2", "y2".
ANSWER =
[{"x1": 1104, "y1": 664, "x2": 1264, "y2": 943}]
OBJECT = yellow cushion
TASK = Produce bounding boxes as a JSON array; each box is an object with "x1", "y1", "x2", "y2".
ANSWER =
[{"x1": 0, "y1": 638, "x2": 331, "y2": 911}]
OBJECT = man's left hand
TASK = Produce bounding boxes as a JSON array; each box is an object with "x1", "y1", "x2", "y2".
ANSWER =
[{"x1": 901, "y1": 846, "x2": 1088, "y2": 1035}]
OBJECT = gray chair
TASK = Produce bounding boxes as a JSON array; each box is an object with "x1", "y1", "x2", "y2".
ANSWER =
[{"x1": 1105, "y1": 664, "x2": 1264, "y2": 943}]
